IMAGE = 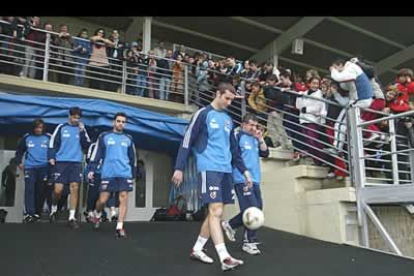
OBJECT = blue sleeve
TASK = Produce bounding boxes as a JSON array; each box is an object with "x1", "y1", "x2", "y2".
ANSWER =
[
  {"x1": 48, "y1": 124, "x2": 63, "y2": 160},
  {"x1": 15, "y1": 134, "x2": 28, "y2": 165},
  {"x1": 231, "y1": 130, "x2": 247, "y2": 174},
  {"x1": 89, "y1": 134, "x2": 106, "y2": 173},
  {"x1": 174, "y1": 109, "x2": 206, "y2": 171},
  {"x1": 80, "y1": 128, "x2": 91, "y2": 151},
  {"x1": 128, "y1": 140, "x2": 137, "y2": 179}
]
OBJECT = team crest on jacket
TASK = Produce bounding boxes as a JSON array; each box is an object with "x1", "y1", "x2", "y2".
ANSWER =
[
  {"x1": 210, "y1": 191, "x2": 217, "y2": 199},
  {"x1": 224, "y1": 120, "x2": 231, "y2": 132}
]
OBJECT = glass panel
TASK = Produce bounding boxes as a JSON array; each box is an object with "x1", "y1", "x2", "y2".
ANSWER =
[{"x1": 135, "y1": 160, "x2": 146, "y2": 208}]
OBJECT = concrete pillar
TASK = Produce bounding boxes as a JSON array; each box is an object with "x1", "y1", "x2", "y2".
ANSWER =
[{"x1": 142, "y1": 17, "x2": 152, "y2": 54}]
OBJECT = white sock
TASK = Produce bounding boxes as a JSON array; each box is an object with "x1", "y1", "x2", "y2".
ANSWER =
[
  {"x1": 51, "y1": 205, "x2": 58, "y2": 214},
  {"x1": 94, "y1": 210, "x2": 102, "y2": 218},
  {"x1": 88, "y1": 211, "x2": 94, "y2": 217},
  {"x1": 110, "y1": 207, "x2": 116, "y2": 217},
  {"x1": 69, "y1": 210, "x2": 76, "y2": 220},
  {"x1": 215, "y1": 243, "x2": 230, "y2": 262},
  {"x1": 116, "y1": 222, "x2": 123, "y2": 230},
  {"x1": 193, "y1": 236, "x2": 209, "y2": 252}
]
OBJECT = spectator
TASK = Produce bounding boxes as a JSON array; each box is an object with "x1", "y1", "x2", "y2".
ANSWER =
[
  {"x1": 172, "y1": 44, "x2": 186, "y2": 60},
  {"x1": 240, "y1": 60, "x2": 251, "y2": 79},
  {"x1": 258, "y1": 62, "x2": 275, "y2": 86},
  {"x1": 53, "y1": 24, "x2": 75, "y2": 85},
  {"x1": 247, "y1": 81, "x2": 267, "y2": 126},
  {"x1": 279, "y1": 70, "x2": 303, "y2": 160},
  {"x1": 264, "y1": 74, "x2": 290, "y2": 150},
  {"x1": 22, "y1": 16, "x2": 42, "y2": 79},
  {"x1": 296, "y1": 77, "x2": 326, "y2": 165},
  {"x1": 157, "y1": 49, "x2": 173, "y2": 101},
  {"x1": 10, "y1": 17, "x2": 30, "y2": 76},
  {"x1": 324, "y1": 82, "x2": 348, "y2": 180},
  {"x1": 89, "y1": 28, "x2": 114, "y2": 91},
  {"x1": 40, "y1": 22, "x2": 58, "y2": 82},
  {"x1": 394, "y1": 68, "x2": 414, "y2": 108},
  {"x1": 154, "y1": 41, "x2": 167, "y2": 58},
  {"x1": 135, "y1": 45, "x2": 149, "y2": 97},
  {"x1": 195, "y1": 53, "x2": 210, "y2": 105},
  {"x1": 147, "y1": 49, "x2": 158, "y2": 98},
  {"x1": 248, "y1": 60, "x2": 260, "y2": 82},
  {"x1": 106, "y1": 29, "x2": 125, "y2": 92},
  {"x1": 72, "y1": 28, "x2": 91, "y2": 87},
  {"x1": 226, "y1": 56, "x2": 243, "y2": 77},
  {"x1": 0, "y1": 17, "x2": 15, "y2": 75},
  {"x1": 125, "y1": 49, "x2": 138, "y2": 95},
  {"x1": 171, "y1": 53, "x2": 185, "y2": 102}
]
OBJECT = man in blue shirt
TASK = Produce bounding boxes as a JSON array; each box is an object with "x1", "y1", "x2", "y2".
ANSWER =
[
  {"x1": 84, "y1": 142, "x2": 118, "y2": 223},
  {"x1": 88, "y1": 112, "x2": 137, "y2": 238},
  {"x1": 15, "y1": 119, "x2": 51, "y2": 222},
  {"x1": 221, "y1": 114, "x2": 269, "y2": 255},
  {"x1": 48, "y1": 107, "x2": 91, "y2": 229},
  {"x1": 172, "y1": 83, "x2": 252, "y2": 271}
]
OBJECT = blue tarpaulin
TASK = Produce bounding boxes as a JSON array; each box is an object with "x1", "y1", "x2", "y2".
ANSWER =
[{"x1": 0, "y1": 93, "x2": 189, "y2": 155}]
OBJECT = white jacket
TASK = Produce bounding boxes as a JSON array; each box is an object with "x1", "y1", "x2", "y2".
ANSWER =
[{"x1": 296, "y1": 89, "x2": 326, "y2": 124}]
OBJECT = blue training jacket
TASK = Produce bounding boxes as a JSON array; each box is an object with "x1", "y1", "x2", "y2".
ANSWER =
[
  {"x1": 89, "y1": 131, "x2": 137, "y2": 179},
  {"x1": 15, "y1": 133, "x2": 51, "y2": 169},
  {"x1": 175, "y1": 104, "x2": 247, "y2": 174},
  {"x1": 232, "y1": 130, "x2": 269, "y2": 185},
  {"x1": 48, "y1": 123, "x2": 91, "y2": 163}
]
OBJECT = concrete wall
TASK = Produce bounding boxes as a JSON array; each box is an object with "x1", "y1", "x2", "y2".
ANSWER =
[
  {"x1": 368, "y1": 206, "x2": 414, "y2": 257},
  {"x1": 223, "y1": 148, "x2": 360, "y2": 246}
]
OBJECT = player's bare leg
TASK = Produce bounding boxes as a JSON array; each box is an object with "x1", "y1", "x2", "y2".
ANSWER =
[{"x1": 191, "y1": 212, "x2": 213, "y2": 264}]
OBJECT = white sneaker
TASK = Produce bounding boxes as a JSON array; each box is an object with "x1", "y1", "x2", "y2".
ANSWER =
[
  {"x1": 221, "y1": 256, "x2": 244, "y2": 271},
  {"x1": 326, "y1": 172, "x2": 336, "y2": 179},
  {"x1": 221, "y1": 221, "x2": 236, "y2": 242},
  {"x1": 190, "y1": 249, "x2": 214, "y2": 264},
  {"x1": 242, "y1": 243, "x2": 261, "y2": 255}
]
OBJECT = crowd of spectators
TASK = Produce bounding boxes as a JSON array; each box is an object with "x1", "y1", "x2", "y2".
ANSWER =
[{"x1": 2, "y1": 17, "x2": 414, "y2": 181}]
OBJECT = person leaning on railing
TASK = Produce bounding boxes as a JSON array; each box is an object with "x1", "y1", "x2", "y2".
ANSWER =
[
  {"x1": 106, "y1": 29, "x2": 125, "y2": 93},
  {"x1": 72, "y1": 29, "x2": 91, "y2": 87},
  {"x1": 88, "y1": 28, "x2": 114, "y2": 91},
  {"x1": 247, "y1": 81, "x2": 267, "y2": 126},
  {"x1": 263, "y1": 74, "x2": 291, "y2": 150},
  {"x1": 156, "y1": 49, "x2": 173, "y2": 101},
  {"x1": 53, "y1": 24, "x2": 74, "y2": 85}
]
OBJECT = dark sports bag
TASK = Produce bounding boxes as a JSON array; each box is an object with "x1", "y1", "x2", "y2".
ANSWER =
[
  {"x1": 150, "y1": 195, "x2": 187, "y2": 221},
  {"x1": 150, "y1": 208, "x2": 168, "y2": 221}
]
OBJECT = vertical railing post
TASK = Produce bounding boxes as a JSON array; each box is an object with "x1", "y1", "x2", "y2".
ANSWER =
[
  {"x1": 184, "y1": 65, "x2": 189, "y2": 107},
  {"x1": 388, "y1": 119, "x2": 399, "y2": 185},
  {"x1": 42, "y1": 33, "x2": 51, "y2": 82},
  {"x1": 240, "y1": 80, "x2": 247, "y2": 118},
  {"x1": 348, "y1": 105, "x2": 369, "y2": 247},
  {"x1": 121, "y1": 60, "x2": 127, "y2": 94}
]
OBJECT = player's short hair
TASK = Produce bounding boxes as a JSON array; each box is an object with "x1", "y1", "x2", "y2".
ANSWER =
[
  {"x1": 114, "y1": 112, "x2": 127, "y2": 121},
  {"x1": 217, "y1": 82, "x2": 236, "y2": 96},
  {"x1": 33, "y1": 118, "x2": 44, "y2": 129},
  {"x1": 69, "y1": 107, "x2": 82, "y2": 117},
  {"x1": 242, "y1": 113, "x2": 258, "y2": 124}
]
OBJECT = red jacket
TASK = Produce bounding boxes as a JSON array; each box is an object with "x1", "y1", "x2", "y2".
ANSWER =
[
  {"x1": 388, "y1": 98, "x2": 409, "y2": 113},
  {"x1": 396, "y1": 80, "x2": 414, "y2": 102}
]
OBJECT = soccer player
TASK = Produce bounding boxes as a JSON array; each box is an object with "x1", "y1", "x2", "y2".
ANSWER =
[
  {"x1": 88, "y1": 112, "x2": 137, "y2": 238},
  {"x1": 172, "y1": 82, "x2": 252, "y2": 271},
  {"x1": 84, "y1": 142, "x2": 118, "y2": 223},
  {"x1": 221, "y1": 114, "x2": 269, "y2": 255},
  {"x1": 15, "y1": 119, "x2": 51, "y2": 222},
  {"x1": 48, "y1": 107, "x2": 91, "y2": 229}
]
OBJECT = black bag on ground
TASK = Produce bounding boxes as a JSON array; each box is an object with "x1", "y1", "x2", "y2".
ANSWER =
[
  {"x1": 150, "y1": 208, "x2": 168, "y2": 221},
  {"x1": 191, "y1": 206, "x2": 207, "y2": 221}
]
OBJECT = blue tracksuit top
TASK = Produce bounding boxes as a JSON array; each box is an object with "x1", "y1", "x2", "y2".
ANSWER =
[
  {"x1": 232, "y1": 130, "x2": 269, "y2": 185},
  {"x1": 48, "y1": 123, "x2": 91, "y2": 163},
  {"x1": 175, "y1": 104, "x2": 247, "y2": 174},
  {"x1": 89, "y1": 131, "x2": 137, "y2": 179},
  {"x1": 15, "y1": 133, "x2": 51, "y2": 169}
]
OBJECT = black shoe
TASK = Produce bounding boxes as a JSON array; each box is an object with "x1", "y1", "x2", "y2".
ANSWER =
[
  {"x1": 68, "y1": 219, "x2": 80, "y2": 229},
  {"x1": 101, "y1": 215, "x2": 109, "y2": 223},
  {"x1": 33, "y1": 214, "x2": 40, "y2": 222},
  {"x1": 116, "y1": 228, "x2": 126, "y2": 238},
  {"x1": 24, "y1": 215, "x2": 35, "y2": 223},
  {"x1": 49, "y1": 212, "x2": 58, "y2": 223},
  {"x1": 111, "y1": 215, "x2": 118, "y2": 223}
]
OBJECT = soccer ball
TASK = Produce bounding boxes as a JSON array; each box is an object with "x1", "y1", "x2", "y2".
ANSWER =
[{"x1": 242, "y1": 207, "x2": 264, "y2": 230}]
